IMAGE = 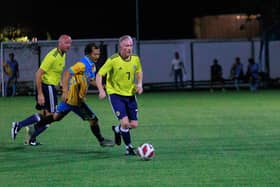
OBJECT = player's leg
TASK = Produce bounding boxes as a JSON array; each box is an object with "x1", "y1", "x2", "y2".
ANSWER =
[
  {"x1": 11, "y1": 113, "x2": 42, "y2": 140},
  {"x1": 174, "y1": 70, "x2": 179, "y2": 88},
  {"x1": 119, "y1": 117, "x2": 136, "y2": 155},
  {"x1": 73, "y1": 102, "x2": 114, "y2": 147},
  {"x1": 28, "y1": 111, "x2": 66, "y2": 145},
  {"x1": 25, "y1": 84, "x2": 58, "y2": 145},
  {"x1": 179, "y1": 71, "x2": 183, "y2": 87},
  {"x1": 221, "y1": 77, "x2": 225, "y2": 92},
  {"x1": 110, "y1": 94, "x2": 137, "y2": 155},
  {"x1": 6, "y1": 78, "x2": 12, "y2": 96},
  {"x1": 108, "y1": 94, "x2": 124, "y2": 146},
  {"x1": 123, "y1": 95, "x2": 139, "y2": 155},
  {"x1": 112, "y1": 125, "x2": 121, "y2": 145}
]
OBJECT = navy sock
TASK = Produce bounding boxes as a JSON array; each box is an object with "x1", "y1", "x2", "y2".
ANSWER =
[
  {"x1": 30, "y1": 125, "x2": 49, "y2": 142},
  {"x1": 120, "y1": 127, "x2": 131, "y2": 146},
  {"x1": 18, "y1": 113, "x2": 41, "y2": 130}
]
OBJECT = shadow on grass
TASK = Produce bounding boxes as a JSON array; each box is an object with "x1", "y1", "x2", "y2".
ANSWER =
[{"x1": 0, "y1": 144, "x2": 116, "y2": 172}]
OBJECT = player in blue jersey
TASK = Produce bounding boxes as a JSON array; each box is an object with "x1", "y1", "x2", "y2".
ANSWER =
[
  {"x1": 96, "y1": 35, "x2": 143, "y2": 155},
  {"x1": 26, "y1": 43, "x2": 114, "y2": 147}
]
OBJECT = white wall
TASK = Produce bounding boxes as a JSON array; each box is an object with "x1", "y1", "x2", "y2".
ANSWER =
[
  {"x1": 140, "y1": 40, "x2": 190, "y2": 83},
  {"x1": 2, "y1": 38, "x2": 280, "y2": 93}
]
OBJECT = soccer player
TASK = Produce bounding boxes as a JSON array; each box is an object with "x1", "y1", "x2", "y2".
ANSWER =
[
  {"x1": 11, "y1": 34, "x2": 72, "y2": 145},
  {"x1": 21, "y1": 43, "x2": 114, "y2": 147},
  {"x1": 96, "y1": 35, "x2": 143, "y2": 155}
]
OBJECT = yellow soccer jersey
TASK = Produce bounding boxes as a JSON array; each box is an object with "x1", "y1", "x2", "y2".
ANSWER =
[
  {"x1": 40, "y1": 48, "x2": 66, "y2": 86},
  {"x1": 98, "y1": 53, "x2": 142, "y2": 96},
  {"x1": 66, "y1": 62, "x2": 95, "y2": 106},
  {"x1": 3, "y1": 61, "x2": 12, "y2": 77}
]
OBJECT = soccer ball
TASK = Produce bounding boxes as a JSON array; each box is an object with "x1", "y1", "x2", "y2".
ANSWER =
[{"x1": 137, "y1": 143, "x2": 155, "y2": 160}]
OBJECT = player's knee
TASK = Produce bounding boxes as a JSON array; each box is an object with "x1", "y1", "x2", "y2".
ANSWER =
[
  {"x1": 90, "y1": 116, "x2": 98, "y2": 126},
  {"x1": 129, "y1": 122, "x2": 138, "y2": 129},
  {"x1": 53, "y1": 113, "x2": 65, "y2": 121}
]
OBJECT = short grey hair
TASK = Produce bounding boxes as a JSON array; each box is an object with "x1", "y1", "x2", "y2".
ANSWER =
[{"x1": 118, "y1": 35, "x2": 133, "y2": 47}]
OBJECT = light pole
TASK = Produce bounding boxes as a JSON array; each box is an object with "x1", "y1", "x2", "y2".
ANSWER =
[{"x1": 135, "y1": 0, "x2": 140, "y2": 56}]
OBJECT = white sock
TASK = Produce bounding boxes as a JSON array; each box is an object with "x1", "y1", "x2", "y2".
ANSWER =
[{"x1": 115, "y1": 125, "x2": 120, "y2": 133}]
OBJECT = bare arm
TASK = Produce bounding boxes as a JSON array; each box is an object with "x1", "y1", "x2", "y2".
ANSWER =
[
  {"x1": 61, "y1": 70, "x2": 71, "y2": 102},
  {"x1": 35, "y1": 68, "x2": 45, "y2": 105},
  {"x1": 96, "y1": 73, "x2": 106, "y2": 99},
  {"x1": 136, "y1": 71, "x2": 143, "y2": 94},
  {"x1": 89, "y1": 78, "x2": 96, "y2": 87}
]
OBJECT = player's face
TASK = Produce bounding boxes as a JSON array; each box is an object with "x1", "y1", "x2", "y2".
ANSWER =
[
  {"x1": 89, "y1": 48, "x2": 101, "y2": 62},
  {"x1": 120, "y1": 38, "x2": 133, "y2": 60},
  {"x1": 59, "y1": 36, "x2": 72, "y2": 53}
]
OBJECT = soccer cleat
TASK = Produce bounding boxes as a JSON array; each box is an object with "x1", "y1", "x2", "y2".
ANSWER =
[
  {"x1": 112, "y1": 125, "x2": 121, "y2": 146},
  {"x1": 100, "y1": 138, "x2": 115, "y2": 147},
  {"x1": 11, "y1": 122, "x2": 19, "y2": 140},
  {"x1": 29, "y1": 140, "x2": 42, "y2": 146},
  {"x1": 24, "y1": 139, "x2": 42, "y2": 146},
  {"x1": 125, "y1": 146, "x2": 137, "y2": 156}
]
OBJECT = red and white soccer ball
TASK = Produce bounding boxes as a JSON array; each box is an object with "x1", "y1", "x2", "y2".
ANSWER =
[{"x1": 137, "y1": 143, "x2": 155, "y2": 160}]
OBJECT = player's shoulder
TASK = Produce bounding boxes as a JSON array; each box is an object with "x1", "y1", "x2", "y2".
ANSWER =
[
  {"x1": 75, "y1": 60, "x2": 84, "y2": 64},
  {"x1": 47, "y1": 48, "x2": 59, "y2": 58},
  {"x1": 109, "y1": 53, "x2": 120, "y2": 60},
  {"x1": 131, "y1": 53, "x2": 139, "y2": 58},
  {"x1": 73, "y1": 61, "x2": 86, "y2": 68},
  {"x1": 131, "y1": 54, "x2": 141, "y2": 62}
]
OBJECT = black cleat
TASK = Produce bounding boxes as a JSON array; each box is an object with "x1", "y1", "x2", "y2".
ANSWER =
[
  {"x1": 112, "y1": 125, "x2": 121, "y2": 146},
  {"x1": 100, "y1": 138, "x2": 114, "y2": 147},
  {"x1": 125, "y1": 146, "x2": 137, "y2": 156}
]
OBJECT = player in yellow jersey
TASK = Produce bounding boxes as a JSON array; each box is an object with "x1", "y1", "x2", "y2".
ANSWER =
[
  {"x1": 96, "y1": 35, "x2": 143, "y2": 155},
  {"x1": 11, "y1": 34, "x2": 72, "y2": 145},
  {"x1": 28, "y1": 43, "x2": 114, "y2": 147}
]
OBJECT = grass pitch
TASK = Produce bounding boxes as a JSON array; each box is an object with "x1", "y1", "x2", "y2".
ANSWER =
[{"x1": 1, "y1": 90, "x2": 280, "y2": 186}]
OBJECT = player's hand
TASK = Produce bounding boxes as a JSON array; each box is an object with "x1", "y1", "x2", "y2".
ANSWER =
[
  {"x1": 61, "y1": 91, "x2": 67, "y2": 102},
  {"x1": 98, "y1": 90, "x2": 107, "y2": 99},
  {"x1": 136, "y1": 84, "x2": 143, "y2": 94},
  {"x1": 37, "y1": 93, "x2": 45, "y2": 106}
]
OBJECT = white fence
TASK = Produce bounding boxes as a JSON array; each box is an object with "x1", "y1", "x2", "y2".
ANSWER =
[{"x1": 1, "y1": 38, "x2": 280, "y2": 96}]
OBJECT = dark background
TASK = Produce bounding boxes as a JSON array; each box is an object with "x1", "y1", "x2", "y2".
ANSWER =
[{"x1": 0, "y1": 0, "x2": 279, "y2": 40}]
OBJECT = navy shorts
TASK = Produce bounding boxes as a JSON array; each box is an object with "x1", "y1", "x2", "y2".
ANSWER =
[
  {"x1": 35, "y1": 83, "x2": 58, "y2": 113},
  {"x1": 56, "y1": 102, "x2": 97, "y2": 121},
  {"x1": 109, "y1": 94, "x2": 138, "y2": 120}
]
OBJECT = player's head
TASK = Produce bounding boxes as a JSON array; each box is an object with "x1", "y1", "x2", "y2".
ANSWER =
[
  {"x1": 213, "y1": 58, "x2": 218, "y2": 64},
  {"x1": 118, "y1": 35, "x2": 133, "y2": 60},
  {"x1": 9, "y1": 53, "x2": 14, "y2": 59},
  {"x1": 175, "y1": 51, "x2": 179, "y2": 59},
  {"x1": 235, "y1": 57, "x2": 240, "y2": 64},
  {"x1": 58, "y1": 34, "x2": 72, "y2": 54},
  {"x1": 84, "y1": 43, "x2": 101, "y2": 63},
  {"x1": 248, "y1": 58, "x2": 255, "y2": 64}
]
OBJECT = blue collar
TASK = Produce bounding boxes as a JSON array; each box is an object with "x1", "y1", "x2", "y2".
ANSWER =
[{"x1": 80, "y1": 56, "x2": 96, "y2": 79}]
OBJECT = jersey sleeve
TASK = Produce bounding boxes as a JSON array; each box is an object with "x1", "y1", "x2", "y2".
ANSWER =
[
  {"x1": 98, "y1": 58, "x2": 113, "y2": 76},
  {"x1": 135, "y1": 56, "x2": 142, "y2": 73},
  {"x1": 69, "y1": 62, "x2": 86, "y2": 75},
  {"x1": 40, "y1": 54, "x2": 55, "y2": 72}
]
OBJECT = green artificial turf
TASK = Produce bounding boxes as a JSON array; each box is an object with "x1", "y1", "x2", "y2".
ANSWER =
[{"x1": 1, "y1": 90, "x2": 280, "y2": 187}]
